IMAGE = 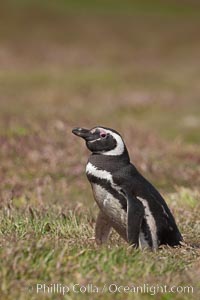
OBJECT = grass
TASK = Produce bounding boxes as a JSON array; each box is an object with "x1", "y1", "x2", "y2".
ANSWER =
[
  {"x1": 0, "y1": 195, "x2": 199, "y2": 300},
  {"x1": 0, "y1": 1, "x2": 200, "y2": 299}
]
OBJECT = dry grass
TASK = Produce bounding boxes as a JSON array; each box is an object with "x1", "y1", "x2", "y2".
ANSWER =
[{"x1": 0, "y1": 1, "x2": 200, "y2": 299}]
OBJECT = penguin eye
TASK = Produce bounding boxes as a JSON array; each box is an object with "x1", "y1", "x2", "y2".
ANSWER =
[{"x1": 100, "y1": 133, "x2": 107, "y2": 138}]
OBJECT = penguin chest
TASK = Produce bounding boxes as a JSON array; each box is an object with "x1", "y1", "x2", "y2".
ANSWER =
[{"x1": 91, "y1": 183, "x2": 127, "y2": 239}]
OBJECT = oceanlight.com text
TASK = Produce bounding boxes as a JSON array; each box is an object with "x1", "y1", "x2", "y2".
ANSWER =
[{"x1": 25, "y1": 283, "x2": 194, "y2": 296}]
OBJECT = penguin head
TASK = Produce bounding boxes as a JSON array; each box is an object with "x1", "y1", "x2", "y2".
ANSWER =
[{"x1": 72, "y1": 126, "x2": 126, "y2": 156}]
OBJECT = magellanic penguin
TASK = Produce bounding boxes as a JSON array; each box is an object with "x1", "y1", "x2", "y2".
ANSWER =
[{"x1": 72, "y1": 126, "x2": 183, "y2": 250}]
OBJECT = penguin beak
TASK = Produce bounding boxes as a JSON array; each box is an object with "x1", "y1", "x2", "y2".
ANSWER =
[{"x1": 72, "y1": 127, "x2": 91, "y2": 140}]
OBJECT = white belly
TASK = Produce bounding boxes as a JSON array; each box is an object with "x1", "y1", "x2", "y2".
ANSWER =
[
  {"x1": 91, "y1": 183, "x2": 152, "y2": 248},
  {"x1": 91, "y1": 183, "x2": 127, "y2": 240}
]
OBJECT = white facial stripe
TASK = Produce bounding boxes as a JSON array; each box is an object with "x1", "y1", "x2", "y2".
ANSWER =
[
  {"x1": 137, "y1": 197, "x2": 158, "y2": 249},
  {"x1": 98, "y1": 128, "x2": 125, "y2": 156},
  {"x1": 88, "y1": 137, "x2": 101, "y2": 144}
]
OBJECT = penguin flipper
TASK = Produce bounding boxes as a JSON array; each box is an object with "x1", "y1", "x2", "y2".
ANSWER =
[
  {"x1": 95, "y1": 210, "x2": 112, "y2": 245},
  {"x1": 126, "y1": 192, "x2": 144, "y2": 248}
]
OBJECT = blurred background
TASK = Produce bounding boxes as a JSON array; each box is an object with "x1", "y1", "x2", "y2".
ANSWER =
[
  {"x1": 0, "y1": 1, "x2": 200, "y2": 299},
  {"x1": 0, "y1": 0, "x2": 200, "y2": 210}
]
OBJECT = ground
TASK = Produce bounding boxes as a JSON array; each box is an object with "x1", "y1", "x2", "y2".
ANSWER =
[{"x1": 0, "y1": 1, "x2": 200, "y2": 299}]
